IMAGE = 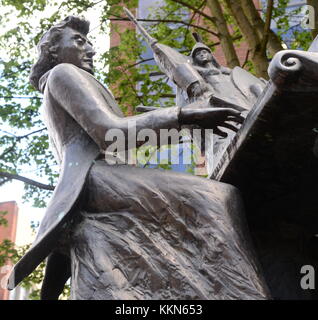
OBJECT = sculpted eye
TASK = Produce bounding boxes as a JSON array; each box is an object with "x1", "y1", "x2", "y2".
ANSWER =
[{"x1": 75, "y1": 37, "x2": 85, "y2": 45}]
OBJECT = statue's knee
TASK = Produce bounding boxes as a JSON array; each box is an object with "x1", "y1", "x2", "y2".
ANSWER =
[{"x1": 218, "y1": 183, "x2": 242, "y2": 207}]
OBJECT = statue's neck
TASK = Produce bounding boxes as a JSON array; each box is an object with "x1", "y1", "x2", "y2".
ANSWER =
[{"x1": 195, "y1": 61, "x2": 217, "y2": 70}]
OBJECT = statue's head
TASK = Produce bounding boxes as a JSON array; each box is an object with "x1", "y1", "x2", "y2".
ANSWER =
[
  {"x1": 191, "y1": 42, "x2": 220, "y2": 68},
  {"x1": 30, "y1": 16, "x2": 95, "y2": 91}
]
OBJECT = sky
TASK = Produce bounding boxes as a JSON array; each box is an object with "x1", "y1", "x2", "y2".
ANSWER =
[{"x1": 0, "y1": 1, "x2": 110, "y2": 246}]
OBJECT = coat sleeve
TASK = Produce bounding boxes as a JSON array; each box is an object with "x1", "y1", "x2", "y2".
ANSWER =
[{"x1": 45, "y1": 63, "x2": 181, "y2": 151}]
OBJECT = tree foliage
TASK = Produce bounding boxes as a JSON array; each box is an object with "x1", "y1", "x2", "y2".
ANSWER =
[
  {"x1": 0, "y1": 0, "x2": 315, "y2": 299},
  {"x1": 0, "y1": 212, "x2": 70, "y2": 299}
]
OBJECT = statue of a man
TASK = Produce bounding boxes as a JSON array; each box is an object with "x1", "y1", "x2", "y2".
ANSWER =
[
  {"x1": 186, "y1": 38, "x2": 231, "y2": 102},
  {"x1": 181, "y1": 35, "x2": 266, "y2": 111},
  {"x1": 179, "y1": 36, "x2": 268, "y2": 170},
  {"x1": 8, "y1": 16, "x2": 269, "y2": 300}
]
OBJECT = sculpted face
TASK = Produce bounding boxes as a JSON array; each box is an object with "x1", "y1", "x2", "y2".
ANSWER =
[
  {"x1": 55, "y1": 27, "x2": 95, "y2": 74},
  {"x1": 194, "y1": 49, "x2": 213, "y2": 65}
]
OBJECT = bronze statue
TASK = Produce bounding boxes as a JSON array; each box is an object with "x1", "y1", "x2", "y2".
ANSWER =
[
  {"x1": 124, "y1": 8, "x2": 267, "y2": 176},
  {"x1": 7, "y1": 16, "x2": 269, "y2": 300},
  {"x1": 124, "y1": 8, "x2": 266, "y2": 112}
]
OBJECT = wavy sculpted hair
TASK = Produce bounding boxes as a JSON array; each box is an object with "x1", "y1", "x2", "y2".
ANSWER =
[{"x1": 29, "y1": 16, "x2": 90, "y2": 91}]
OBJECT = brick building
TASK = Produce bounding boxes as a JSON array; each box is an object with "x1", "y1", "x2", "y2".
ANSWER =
[
  {"x1": 0, "y1": 201, "x2": 18, "y2": 300},
  {"x1": 110, "y1": 0, "x2": 263, "y2": 65}
]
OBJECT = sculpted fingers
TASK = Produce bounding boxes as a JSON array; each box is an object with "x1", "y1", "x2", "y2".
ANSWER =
[
  {"x1": 227, "y1": 115, "x2": 245, "y2": 124},
  {"x1": 225, "y1": 108, "x2": 241, "y2": 115},
  {"x1": 224, "y1": 109, "x2": 245, "y2": 124},
  {"x1": 220, "y1": 122, "x2": 239, "y2": 132},
  {"x1": 214, "y1": 127, "x2": 228, "y2": 138}
]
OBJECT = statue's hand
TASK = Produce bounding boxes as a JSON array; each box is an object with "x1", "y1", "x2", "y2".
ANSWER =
[
  {"x1": 187, "y1": 81, "x2": 213, "y2": 100},
  {"x1": 220, "y1": 66, "x2": 232, "y2": 75},
  {"x1": 179, "y1": 107, "x2": 244, "y2": 138}
]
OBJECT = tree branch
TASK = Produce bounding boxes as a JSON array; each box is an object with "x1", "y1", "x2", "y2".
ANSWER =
[
  {"x1": 0, "y1": 129, "x2": 16, "y2": 137},
  {"x1": 242, "y1": 49, "x2": 250, "y2": 68},
  {"x1": 16, "y1": 128, "x2": 46, "y2": 140},
  {"x1": 0, "y1": 128, "x2": 46, "y2": 141},
  {"x1": 109, "y1": 17, "x2": 218, "y2": 37},
  {"x1": 171, "y1": 0, "x2": 217, "y2": 25},
  {"x1": 0, "y1": 128, "x2": 47, "y2": 163},
  {"x1": 224, "y1": 0, "x2": 269, "y2": 78},
  {"x1": 85, "y1": 0, "x2": 104, "y2": 8},
  {"x1": 115, "y1": 93, "x2": 176, "y2": 102},
  {"x1": 206, "y1": 0, "x2": 240, "y2": 68},
  {"x1": 0, "y1": 96, "x2": 41, "y2": 100},
  {"x1": 0, "y1": 171, "x2": 55, "y2": 191},
  {"x1": 0, "y1": 143, "x2": 17, "y2": 161},
  {"x1": 0, "y1": 177, "x2": 9, "y2": 187},
  {"x1": 261, "y1": 0, "x2": 274, "y2": 56},
  {"x1": 182, "y1": 0, "x2": 207, "y2": 46},
  {"x1": 123, "y1": 34, "x2": 241, "y2": 71},
  {"x1": 241, "y1": 0, "x2": 283, "y2": 55},
  {"x1": 124, "y1": 58, "x2": 156, "y2": 70}
]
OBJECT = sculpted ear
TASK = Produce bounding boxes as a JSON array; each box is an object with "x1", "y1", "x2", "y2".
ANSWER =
[{"x1": 48, "y1": 45, "x2": 59, "y2": 60}]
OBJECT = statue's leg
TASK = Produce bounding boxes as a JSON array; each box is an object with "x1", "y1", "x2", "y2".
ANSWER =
[
  {"x1": 41, "y1": 251, "x2": 71, "y2": 300},
  {"x1": 69, "y1": 161, "x2": 270, "y2": 300}
]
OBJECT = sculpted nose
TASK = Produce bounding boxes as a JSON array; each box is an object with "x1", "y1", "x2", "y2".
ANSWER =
[
  {"x1": 86, "y1": 45, "x2": 96, "y2": 58},
  {"x1": 86, "y1": 48, "x2": 96, "y2": 58}
]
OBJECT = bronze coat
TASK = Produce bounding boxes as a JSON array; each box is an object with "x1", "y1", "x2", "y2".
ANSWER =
[{"x1": 8, "y1": 63, "x2": 180, "y2": 289}]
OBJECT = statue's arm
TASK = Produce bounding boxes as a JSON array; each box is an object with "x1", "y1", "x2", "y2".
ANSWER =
[
  {"x1": 46, "y1": 63, "x2": 181, "y2": 151},
  {"x1": 220, "y1": 66, "x2": 232, "y2": 75}
]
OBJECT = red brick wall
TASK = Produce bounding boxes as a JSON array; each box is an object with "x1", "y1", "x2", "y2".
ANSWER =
[
  {"x1": 0, "y1": 201, "x2": 18, "y2": 300},
  {"x1": 109, "y1": 5, "x2": 137, "y2": 115},
  {"x1": 110, "y1": 15, "x2": 135, "y2": 48},
  {"x1": 110, "y1": 1, "x2": 262, "y2": 66}
]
